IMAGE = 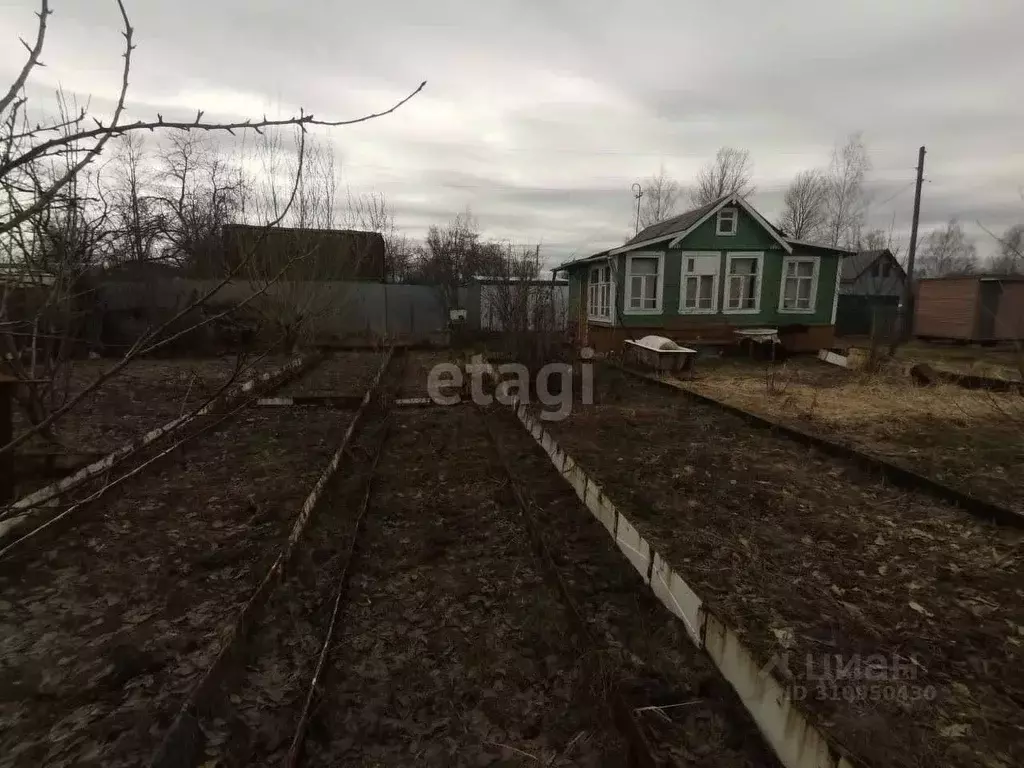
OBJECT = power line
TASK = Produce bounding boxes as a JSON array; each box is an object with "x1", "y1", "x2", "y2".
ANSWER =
[{"x1": 875, "y1": 180, "x2": 916, "y2": 206}]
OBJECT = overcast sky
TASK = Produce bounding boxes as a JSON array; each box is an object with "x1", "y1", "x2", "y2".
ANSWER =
[{"x1": 2, "y1": 0, "x2": 1022, "y2": 267}]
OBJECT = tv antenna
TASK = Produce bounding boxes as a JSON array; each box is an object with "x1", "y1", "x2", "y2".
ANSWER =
[{"x1": 631, "y1": 183, "x2": 644, "y2": 235}]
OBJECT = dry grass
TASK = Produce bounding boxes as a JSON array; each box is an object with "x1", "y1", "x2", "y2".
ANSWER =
[
  {"x1": 678, "y1": 356, "x2": 1024, "y2": 511},
  {"x1": 881, "y1": 341, "x2": 1023, "y2": 381},
  {"x1": 689, "y1": 359, "x2": 1024, "y2": 438}
]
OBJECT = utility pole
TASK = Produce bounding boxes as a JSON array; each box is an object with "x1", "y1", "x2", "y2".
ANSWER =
[
  {"x1": 900, "y1": 146, "x2": 926, "y2": 341},
  {"x1": 631, "y1": 183, "x2": 643, "y2": 236}
]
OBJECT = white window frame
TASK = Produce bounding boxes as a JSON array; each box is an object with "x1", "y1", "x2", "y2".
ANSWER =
[
  {"x1": 624, "y1": 251, "x2": 664, "y2": 315},
  {"x1": 586, "y1": 263, "x2": 615, "y2": 324},
  {"x1": 723, "y1": 252, "x2": 763, "y2": 314},
  {"x1": 778, "y1": 256, "x2": 820, "y2": 314},
  {"x1": 716, "y1": 207, "x2": 738, "y2": 236},
  {"x1": 678, "y1": 251, "x2": 720, "y2": 314}
]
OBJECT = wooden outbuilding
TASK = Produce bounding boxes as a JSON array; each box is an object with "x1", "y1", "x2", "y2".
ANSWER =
[{"x1": 914, "y1": 275, "x2": 1024, "y2": 342}]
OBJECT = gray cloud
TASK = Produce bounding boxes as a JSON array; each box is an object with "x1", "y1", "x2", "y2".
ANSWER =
[{"x1": 3, "y1": 0, "x2": 1022, "y2": 268}]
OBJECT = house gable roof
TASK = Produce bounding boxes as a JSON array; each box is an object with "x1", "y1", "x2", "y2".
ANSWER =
[
  {"x1": 610, "y1": 193, "x2": 793, "y2": 255},
  {"x1": 552, "y1": 249, "x2": 611, "y2": 273},
  {"x1": 843, "y1": 248, "x2": 905, "y2": 282}
]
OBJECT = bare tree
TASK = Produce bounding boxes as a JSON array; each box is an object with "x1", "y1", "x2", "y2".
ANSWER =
[
  {"x1": 916, "y1": 219, "x2": 979, "y2": 277},
  {"x1": 690, "y1": 147, "x2": 755, "y2": 206},
  {"x1": 860, "y1": 219, "x2": 903, "y2": 261},
  {"x1": 638, "y1": 165, "x2": 681, "y2": 229},
  {"x1": 1, "y1": 96, "x2": 111, "y2": 447},
  {"x1": 777, "y1": 169, "x2": 827, "y2": 241},
  {"x1": 412, "y1": 210, "x2": 502, "y2": 316},
  {"x1": 155, "y1": 133, "x2": 247, "y2": 271},
  {"x1": 0, "y1": 0, "x2": 424, "y2": 455},
  {"x1": 106, "y1": 133, "x2": 163, "y2": 264},
  {"x1": 344, "y1": 190, "x2": 413, "y2": 281},
  {"x1": 823, "y1": 132, "x2": 871, "y2": 249},
  {"x1": 989, "y1": 223, "x2": 1024, "y2": 274},
  {"x1": 243, "y1": 131, "x2": 347, "y2": 351},
  {"x1": 486, "y1": 242, "x2": 566, "y2": 376}
]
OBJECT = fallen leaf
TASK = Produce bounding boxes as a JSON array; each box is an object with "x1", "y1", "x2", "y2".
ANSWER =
[
  {"x1": 908, "y1": 601, "x2": 932, "y2": 617},
  {"x1": 771, "y1": 628, "x2": 795, "y2": 649}
]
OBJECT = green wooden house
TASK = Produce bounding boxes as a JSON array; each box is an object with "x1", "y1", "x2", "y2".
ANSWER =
[{"x1": 555, "y1": 193, "x2": 853, "y2": 353}]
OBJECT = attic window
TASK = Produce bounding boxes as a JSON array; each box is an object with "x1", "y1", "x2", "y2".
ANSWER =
[{"x1": 716, "y1": 208, "x2": 738, "y2": 236}]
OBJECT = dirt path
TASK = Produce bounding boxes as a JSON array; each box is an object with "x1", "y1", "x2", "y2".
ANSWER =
[
  {"x1": 539, "y1": 366, "x2": 1023, "y2": 768},
  {"x1": 0, "y1": 408, "x2": 344, "y2": 768},
  {"x1": 302, "y1": 406, "x2": 624, "y2": 767}
]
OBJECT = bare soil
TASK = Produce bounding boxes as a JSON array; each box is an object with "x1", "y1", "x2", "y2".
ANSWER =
[
  {"x1": 684, "y1": 356, "x2": 1024, "y2": 513},
  {"x1": 539, "y1": 365, "x2": 1024, "y2": 768},
  {"x1": 303, "y1": 406, "x2": 625, "y2": 767},
  {"x1": 278, "y1": 351, "x2": 384, "y2": 396},
  {"x1": 0, "y1": 408, "x2": 342, "y2": 768},
  {"x1": 398, "y1": 349, "x2": 461, "y2": 397},
  {"x1": 11, "y1": 355, "x2": 296, "y2": 456},
  {"x1": 488, "y1": 406, "x2": 779, "y2": 767},
  {"x1": 194, "y1": 411, "x2": 390, "y2": 767}
]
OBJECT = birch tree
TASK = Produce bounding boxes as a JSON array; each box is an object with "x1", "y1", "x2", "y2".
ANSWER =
[{"x1": 823, "y1": 132, "x2": 871, "y2": 249}]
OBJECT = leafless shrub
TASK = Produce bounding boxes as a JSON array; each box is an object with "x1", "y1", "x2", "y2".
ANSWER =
[{"x1": 486, "y1": 243, "x2": 567, "y2": 376}]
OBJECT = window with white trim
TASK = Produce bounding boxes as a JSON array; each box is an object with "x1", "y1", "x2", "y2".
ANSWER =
[
  {"x1": 725, "y1": 253, "x2": 762, "y2": 312},
  {"x1": 625, "y1": 253, "x2": 663, "y2": 313},
  {"x1": 587, "y1": 264, "x2": 613, "y2": 321},
  {"x1": 716, "y1": 207, "x2": 738, "y2": 236},
  {"x1": 679, "y1": 253, "x2": 719, "y2": 313},
  {"x1": 779, "y1": 256, "x2": 819, "y2": 312}
]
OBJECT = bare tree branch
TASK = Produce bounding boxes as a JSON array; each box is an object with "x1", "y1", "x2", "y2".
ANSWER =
[
  {"x1": 690, "y1": 147, "x2": 755, "y2": 206},
  {"x1": 637, "y1": 165, "x2": 680, "y2": 229},
  {"x1": 824, "y1": 131, "x2": 871, "y2": 248},
  {"x1": 1, "y1": 0, "x2": 134, "y2": 237},
  {"x1": 777, "y1": 169, "x2": 827, "y2": 241},
  {"x1": 0, "y1": 83, "x2": 427, "y2": 201},
  {"x1": 916, "y1": 219, "x2": 978, "y2": 277},
  {"x1": 0, "y1": 0, "x2": 51, "y2": 118}
]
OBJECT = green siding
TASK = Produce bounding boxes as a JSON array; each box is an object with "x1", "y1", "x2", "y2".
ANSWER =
[
  {"x1": 567, "y1": 248, "x2": 841, "y2": 328},
  {"x1": 567, "y1": 271, "x2": 582, "y2": 316},
  {"x1": 565, "y1": 203, "x2": 843, "y2": 331},
  {"x1": 680, "y1": 205, "x2": 785, "y2": 252}
]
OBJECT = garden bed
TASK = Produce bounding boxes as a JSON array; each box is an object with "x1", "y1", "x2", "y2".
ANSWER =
[
  {"x1": 10, "y1": 355, "x2": 294, "y2": 457},
  {"x1": 488, "y1": 406, "x2": 779, "y2": 767},
  {"x1": 0, "y1": 408, "x2": 342, "y2": 768},
  {"x1": 304, "y1": 406, "x2": 623, "y2": 766},
  {"x1": 682, "y1": 356, "x2": 1024, "y2": 513},
  {"x1": 397, "y1": 349, "x2": 460, "y2": 398},
  {"x1": 537, "y1": 365, "x2": 1023, "y2": 768},
  {"x1": 277, "y1": 351, "x2": 384, "y2": 397}
]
